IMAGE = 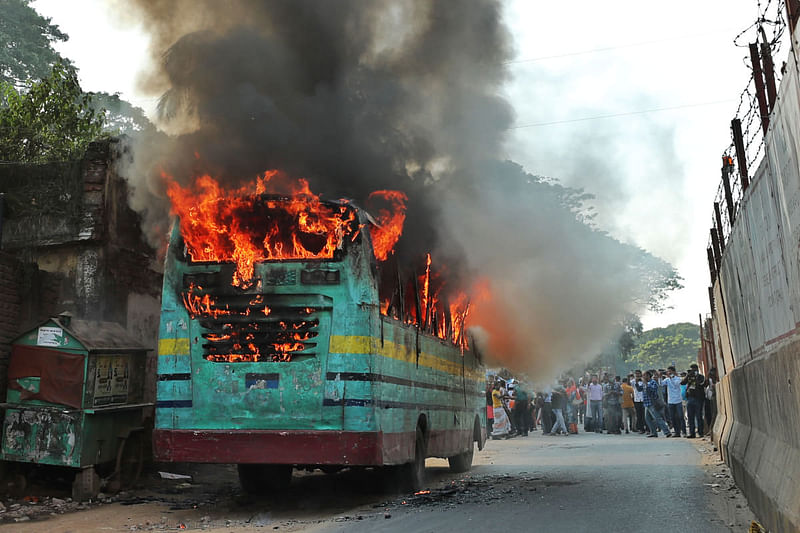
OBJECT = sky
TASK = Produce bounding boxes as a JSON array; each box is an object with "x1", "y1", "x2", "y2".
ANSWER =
[{"x1": 30, "y1": 0, "x2": 780, "y2": 330}]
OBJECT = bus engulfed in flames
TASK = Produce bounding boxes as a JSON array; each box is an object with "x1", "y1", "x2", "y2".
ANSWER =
[{"x1": 165, "y1": 170, "x2": 481, "y2": 362}]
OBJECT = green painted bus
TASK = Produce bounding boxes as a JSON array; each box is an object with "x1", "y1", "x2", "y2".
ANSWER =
[{"x1": 153, "y1": 189, "x2": 487, "y2": 491}]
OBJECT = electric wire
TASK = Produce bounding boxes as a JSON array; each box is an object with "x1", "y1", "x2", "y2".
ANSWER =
[
  {"x1": 506, "y1": 28, "x2": 739, "y2": 65},
  {"x1": 509, "y1": 100, "x2": 734, "y2": 129}
]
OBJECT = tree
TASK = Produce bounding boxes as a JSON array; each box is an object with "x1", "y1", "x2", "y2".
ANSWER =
[
  {"x1": 628, "y1": 322, "x2": 700, "y2": 370},
  {"x1": 89, "y1": 91, "x2": 153, "y2": 134},
  {"x1": 1, "y1": 1, "x2": 152, "y2": 138},
  {"x1": 0, "y1": 0, "x2": 70, "y2": 88},
  {"x1": 0, "y1": 62, "x2": 105, "y2": 163},
  {"x1": 618, "y1": 313, "x2": 643, "y2": 361}
]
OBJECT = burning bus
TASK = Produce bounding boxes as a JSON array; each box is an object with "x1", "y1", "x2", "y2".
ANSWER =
[{"x1": 152, "y1": 172, "x2": 487, "y2": 491}]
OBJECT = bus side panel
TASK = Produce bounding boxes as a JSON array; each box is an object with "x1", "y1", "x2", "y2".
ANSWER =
[
  {"x1": 155, "y1": 261, "x2": 193, "y2": 431},
  {"x1": 372, "y1": 318, "x2": 486, "y2": 464}
]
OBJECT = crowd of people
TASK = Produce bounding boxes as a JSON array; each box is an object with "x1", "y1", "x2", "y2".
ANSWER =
[{"x1": 487, "y1": 364, "x2": 719, "y2": 439}]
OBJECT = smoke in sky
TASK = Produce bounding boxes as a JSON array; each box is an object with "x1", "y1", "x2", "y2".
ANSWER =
[{"x1": 116, "y1": 0, "x2": 678, "y2": 378}]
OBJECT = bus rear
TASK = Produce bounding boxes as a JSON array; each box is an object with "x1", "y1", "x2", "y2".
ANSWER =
[{"x1": 153, "y1": 175, "x2": 485, "y2": 490}]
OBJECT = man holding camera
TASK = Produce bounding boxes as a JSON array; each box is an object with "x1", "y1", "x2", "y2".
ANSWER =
[{"x1": 681, "y1": 363, "x2": 706, "y2": 438}]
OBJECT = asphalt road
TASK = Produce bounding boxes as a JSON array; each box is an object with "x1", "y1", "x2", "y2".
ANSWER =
[
  {"x1": 307, "y1": 431, "x2": 753, "y2": 533},
  {"x1": 1, "y1": 430, "x2": 754, "y2": 532}
]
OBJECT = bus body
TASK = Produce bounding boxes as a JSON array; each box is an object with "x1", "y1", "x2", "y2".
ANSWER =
[{"x1": 153, "y1": 201, "x2": 486, "y2": 486}]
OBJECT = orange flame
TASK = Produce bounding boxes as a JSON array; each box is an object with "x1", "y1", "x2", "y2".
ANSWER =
[
  {"x1": 378, "y1": 252, "x2": 489, "y2": 351},
  {"x1": 166, "y1": 171, "x2": 360, "y2": 288},
  {"x1": 167, "y1": 171, "x2": 408, "y2": 287},
  {"x1": 367, "y1": 190, "x2": 408, "y2": 261},
  {"x1": 421, "y1": 253, "x2": 432, "y2": 326}
]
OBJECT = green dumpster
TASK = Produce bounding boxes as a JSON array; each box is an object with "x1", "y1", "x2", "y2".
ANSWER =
[{"x1": 1, "y1": 313, "x2": 151, "y2": 499}]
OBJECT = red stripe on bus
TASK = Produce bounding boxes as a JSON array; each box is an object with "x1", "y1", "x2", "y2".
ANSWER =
[
  {"x1": 153, "y1": 429, "x2": 384, "y2": 465},
  {"x1": 153, "y1": 426, "x2": 479, "y2": 465}
]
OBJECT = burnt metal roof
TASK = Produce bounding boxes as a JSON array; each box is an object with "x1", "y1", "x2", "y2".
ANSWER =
[{"x1": 51, "y1": 317, "x2": 148, "y2": 352}]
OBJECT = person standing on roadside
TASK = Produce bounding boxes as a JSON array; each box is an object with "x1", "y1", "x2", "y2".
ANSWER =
[
  {"x1": 491, "y1": 381, "x2": 511, "y2": 439},
  {"x1": 601, "y1": 373, "x2": 611, "y2": 432},
  {"x1": 606, "y1": 376, "x2": 623, "y2": 434},
  {"x1": 565, "y1": 379, "x2": 580, "y2": 433},
  {"x1": 705, "y1": 368, "x2": 718, "y2": 434},
  {"x1": 534, "y1": 392, "x2": 544, "y2": 431},
  {"x1": 541, "y1": 388, "x2": 554, "y2": 435},
  {"x1": 551, "y1": 386, "x2": 569, "y2": 435},
  {"x1": 501, "y1": 381, "x2": 515, "y2": 435},
  {"x1": 587, "y1": 375, "x2": 604, "y2": 433},
  {"x1": 621, "y1": 377, "x2": 636, "y2": 434},
  {"x1": 680, "y1": 371, "x2": 689, "y2": 433},
  {"x1": 632, "y1": 370, "x2": 646, "y2": 433},
  {"x1": 681, "y1": 364, "x2": 706, "y2": 438},
  {"x1": 486, "y1": 382, "x2": 494, "y2": 434},
  {"x1": 582, "y1": 381, "x2": 593, "y2": 433},
  {"x1": 513, "y1": 386, "x2": 530, "y2": 437},
  {"x1": 641, "y1": 370, "x2": 672, "y2": 437},
  {"x1": 663, "y1": 366, "x2": 686, "y2": 437}
]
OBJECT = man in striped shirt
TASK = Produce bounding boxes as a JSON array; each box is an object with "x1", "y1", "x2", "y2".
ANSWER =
[{"x1": 637, "y1": 370, "x2": 672, "y2": 437}]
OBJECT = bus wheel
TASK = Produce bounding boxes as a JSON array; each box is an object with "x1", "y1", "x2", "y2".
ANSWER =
[
  {"x1": 447, "y1": 438, "x2": 474, "y2": 473},
  {"x1": 397, "y1": 427, "x2": 427, "y2": 491},
  {"x1": 411, "y1": 427, "x2": 427, "y2": 488},
  {"x1": 237, "y1": 464, "x2": 292, "y2": 494}
]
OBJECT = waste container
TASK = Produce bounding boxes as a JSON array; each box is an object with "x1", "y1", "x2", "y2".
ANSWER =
[{"x1": 1, "y1": 313, "x2": 151, "y2": 499}]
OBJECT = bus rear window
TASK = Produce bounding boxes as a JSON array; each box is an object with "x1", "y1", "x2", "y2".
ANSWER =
[{"x1": 174, "y1": 192, "x2": 359, "y2": 288}]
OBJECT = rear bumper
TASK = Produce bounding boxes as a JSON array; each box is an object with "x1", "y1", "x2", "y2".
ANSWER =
[{"x1": 153, "y1": 429, "x2": 392, "y2": 465}]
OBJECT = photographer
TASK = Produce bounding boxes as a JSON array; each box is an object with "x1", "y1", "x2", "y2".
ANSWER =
[{"x1": 681, "y1": 364, "x2": 706, "y2": 438}]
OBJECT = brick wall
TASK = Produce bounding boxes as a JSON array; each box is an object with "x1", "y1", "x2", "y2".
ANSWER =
[{"x1": 0, "y1": 253, "x2": 22, "y2": 396}]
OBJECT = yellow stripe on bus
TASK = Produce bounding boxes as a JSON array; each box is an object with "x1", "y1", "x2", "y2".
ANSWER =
[
  {"x1": 329, "y1": 335, "x2": 377, "y2": 355},
  {"x1": 329, "y1": 335, "x2": 484, "y2": 380},
  {"x1": 159, "y1": 338, "x2": 190, "y2": 356}
]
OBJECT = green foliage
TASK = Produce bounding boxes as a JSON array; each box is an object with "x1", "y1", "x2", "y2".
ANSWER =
[
  {"x1": 0, "y1": 62, "x2": 106, "y2": 162},
  {"x1": 618, "y1": 313, "x2": 643, "y2": 360},
  {"x1": 0, "y1": 1, "x2": 151, "y2": 141},
  {"x1": 0, "y1": 0, "x2": 70, "y2": 88},
  {"x1": 628, "y1": 322, "x2": 700, "y2": 370},
  {"x1": 89, "y1": 91, "x2": 153, "y2": 134}
]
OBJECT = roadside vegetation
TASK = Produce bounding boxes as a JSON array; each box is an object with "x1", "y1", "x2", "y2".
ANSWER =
[{"x1": 0, "y1": 0, "x2": 151, "y2": 163}]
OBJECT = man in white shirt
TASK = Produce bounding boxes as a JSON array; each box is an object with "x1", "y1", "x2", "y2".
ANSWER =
[
  {"x1": 664, "y1": 366, "x2": 686, "y2": 437},
  {"x1": 631, "y1": 370, "x2": 646, "y2": 434},
  {"x1": 587, "y1": 376, "x2": 604, "y2": 433}
]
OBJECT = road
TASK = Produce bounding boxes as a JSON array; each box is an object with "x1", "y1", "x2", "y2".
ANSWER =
[{"x1": 0, "y1": 431, "x2": 755, "y2": 532}]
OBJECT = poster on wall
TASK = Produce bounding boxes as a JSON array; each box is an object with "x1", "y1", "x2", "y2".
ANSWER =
[
  {"x1": 36, "y1": 326, "x2": 64, "y2": 347},
  {"x1": 94, "y1": 355, "x2": 129, "y2": 406}
]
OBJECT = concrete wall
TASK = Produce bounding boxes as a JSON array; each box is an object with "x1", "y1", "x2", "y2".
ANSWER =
[
  {"x1": 711, "y1": 36, "x2": 800, "y2": 533},
  {"x1": 713, "y1": 344, "x2": 800, "y2": 532}
]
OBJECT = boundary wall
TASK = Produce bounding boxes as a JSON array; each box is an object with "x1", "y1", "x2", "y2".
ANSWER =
[{"x1": 711, "y1": 36, "x2": 800, "y2": 532}]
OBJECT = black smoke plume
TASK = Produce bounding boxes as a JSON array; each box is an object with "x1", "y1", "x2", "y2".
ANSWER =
[
  {"x1": 120, "y1": 0, "x2": 512, "y2": 260},
  {"x1": 117, "y1": 0, "x2": 679, "y2": 378}
]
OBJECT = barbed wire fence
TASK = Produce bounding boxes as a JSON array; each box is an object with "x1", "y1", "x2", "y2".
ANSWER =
[{"x1": 708, "y1": 0, "x2": 789, "y2": 283}]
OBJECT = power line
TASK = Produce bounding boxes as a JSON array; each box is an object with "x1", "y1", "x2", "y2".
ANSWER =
[
  {"x1": 505, "y1": 28, "x2": 738, "y2": 65},
  {"x1": 509, "y1": 100, "x2": 735, "y2": 129}
]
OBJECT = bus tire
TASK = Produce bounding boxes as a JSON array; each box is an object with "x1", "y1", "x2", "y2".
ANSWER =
[
  {"x1": 397, "y1": 427, "x2": 427, "y2": 491},
  {"x1": 447, "y1": 429, "x2": 475, "y2": 473},
  {"x1": 237, "y1": 464, "x2": 292, "y2": 494}
]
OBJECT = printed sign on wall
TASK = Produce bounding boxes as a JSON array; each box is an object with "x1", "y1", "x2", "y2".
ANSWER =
[
  {"x1": 36, "y1": 327, "x2": 64, "y2": 347},
  {"x1": 94, "y1": 355, "x2": 130, "y2": 406}
]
